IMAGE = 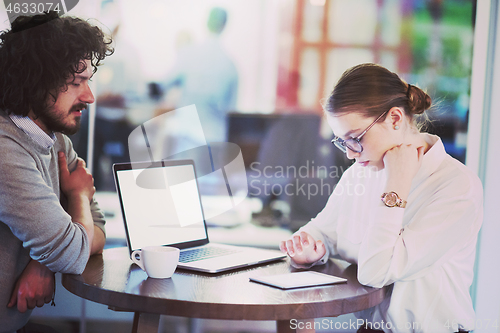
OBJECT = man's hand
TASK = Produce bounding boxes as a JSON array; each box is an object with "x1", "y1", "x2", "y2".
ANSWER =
[
  {"x1": 279, "y1": 231, "x2": 326, "y2": 266},
  {"x1": 7, "y1": 260, "x2": 54, "y2": 313},
  {"x1": 58, "y1": 152, "x2": 95, "y2": 201}
]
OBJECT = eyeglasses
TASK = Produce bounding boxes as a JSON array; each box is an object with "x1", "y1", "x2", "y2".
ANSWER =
[{"x1": 331, "y1": 110, "x2": 389, "y2": 154}]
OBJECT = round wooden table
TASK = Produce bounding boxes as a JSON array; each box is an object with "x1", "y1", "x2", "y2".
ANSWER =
[{"x1": 62, "y1": 247, "x2": 389, "y2": 333}]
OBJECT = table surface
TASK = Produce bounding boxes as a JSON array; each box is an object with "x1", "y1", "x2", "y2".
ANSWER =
[{"x1": 62, "y1": 247, "x2": 389, "y2": 321}]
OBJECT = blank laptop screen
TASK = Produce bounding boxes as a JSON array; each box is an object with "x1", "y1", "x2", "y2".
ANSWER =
[{"x1": 115, "y1": 163, "x2": 208, "y2": 251}]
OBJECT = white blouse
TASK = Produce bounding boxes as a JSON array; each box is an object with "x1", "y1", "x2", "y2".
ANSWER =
[{"x1": 298, "y1": 134, "x2": 483, "y2": 333}]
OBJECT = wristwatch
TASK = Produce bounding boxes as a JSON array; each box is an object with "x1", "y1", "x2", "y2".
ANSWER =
[{"x1": 381, "y1": 192, "x2": 407, "y2": 208}]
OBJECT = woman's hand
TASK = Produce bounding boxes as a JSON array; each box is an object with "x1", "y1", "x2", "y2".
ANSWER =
[
  {"x1": 279, "y1": 231, "x2": 326, "y2": 266},
  {"x1": 383, "y1": 143, "x2": 425, "y2": 199}
]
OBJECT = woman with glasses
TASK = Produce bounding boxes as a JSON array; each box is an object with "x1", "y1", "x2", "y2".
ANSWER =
[{"x1": 280, "y1": 63, "x2": 482, "y2": 333}]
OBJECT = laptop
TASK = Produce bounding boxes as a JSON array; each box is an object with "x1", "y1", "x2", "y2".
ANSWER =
[{"x1": 112, "y1": 159, "x2": 286, "y2": 273}]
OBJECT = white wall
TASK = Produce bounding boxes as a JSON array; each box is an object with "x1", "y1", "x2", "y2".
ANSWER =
[{"x1": 468, "y1": 0, "x2": 500, "y2": 332}]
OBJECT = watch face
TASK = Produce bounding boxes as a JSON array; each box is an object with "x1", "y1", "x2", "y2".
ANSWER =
[{"x1": 384, "y1": 193, "x2": 398, "y2": 206}]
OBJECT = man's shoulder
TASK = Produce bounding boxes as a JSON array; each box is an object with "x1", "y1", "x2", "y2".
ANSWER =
[
  {"x1": 53, "y1": 132, "x2": 73, "y2": 151},
  {"x1": 0, "y1": 109, "x2": 14, "y2": 131},
  {"x1": 0, "y1": 112, "x2": 36, "y2": 154},
  {"x1": 0, "y1": 111, "x2": 23, "y2": 145}
]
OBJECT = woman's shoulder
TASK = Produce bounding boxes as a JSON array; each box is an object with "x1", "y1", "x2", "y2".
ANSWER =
[
  {"x1": 422, "y1": 134, "x2": 482, "y2": 194},
  {"x1": 435, "y1": 154, "x2": 483, "y2": 197}
]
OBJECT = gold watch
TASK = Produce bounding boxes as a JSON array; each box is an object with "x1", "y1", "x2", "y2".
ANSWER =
[{"x1": 381, "y1": 192, "x2": 407, "y2": 208}]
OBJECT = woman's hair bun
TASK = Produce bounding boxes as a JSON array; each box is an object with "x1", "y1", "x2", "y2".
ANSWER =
[{"x1": 407, "y1": 84, "x2": 431, "y2": 115}]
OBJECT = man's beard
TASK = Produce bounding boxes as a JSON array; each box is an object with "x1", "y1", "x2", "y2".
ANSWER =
[{"x1": 38, "y1": 103, "x2": 86, "y2": 135}]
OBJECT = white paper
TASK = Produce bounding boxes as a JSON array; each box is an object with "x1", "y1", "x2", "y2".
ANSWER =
[{"x1": 249, "y1": 271, "x2": 347, "y2": 289}]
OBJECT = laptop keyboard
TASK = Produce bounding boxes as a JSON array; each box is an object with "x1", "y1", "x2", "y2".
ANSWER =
[{"x1": 179, "y1": 247, "x2": 241, "y2": 263}]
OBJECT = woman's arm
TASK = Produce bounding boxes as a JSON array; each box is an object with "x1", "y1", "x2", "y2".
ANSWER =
[{"x1": 357, "y1": 163, "x2": 483, "y2": 288}]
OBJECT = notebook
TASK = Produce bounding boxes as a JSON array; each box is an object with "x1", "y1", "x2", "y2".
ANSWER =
[{"x1": 112, "y1": 160, "x2": 286, "y2": 273}]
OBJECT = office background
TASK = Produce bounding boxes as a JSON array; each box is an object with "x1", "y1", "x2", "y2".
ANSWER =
[{"x1": 1, "y1": 0, "x2": 499, "y2": 332}]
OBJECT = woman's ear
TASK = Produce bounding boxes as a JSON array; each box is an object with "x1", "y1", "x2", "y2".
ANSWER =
[{"x1": 387, "y1": 107, "x2": 404, "y2": 129}]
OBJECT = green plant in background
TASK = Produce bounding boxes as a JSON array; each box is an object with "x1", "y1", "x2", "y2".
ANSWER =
[{"x1": 408, "y1": 0, "x2": 474, "y2": 162}]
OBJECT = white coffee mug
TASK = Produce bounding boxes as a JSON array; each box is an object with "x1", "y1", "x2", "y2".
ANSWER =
[{"x1": 131, "y1": 246, "x2": 180, "y2": 279}]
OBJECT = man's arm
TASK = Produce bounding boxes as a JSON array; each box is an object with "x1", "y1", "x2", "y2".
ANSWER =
[
  {"x1": 62, "y1": 134, "x2": 106, "y2": 256},
  {"x1": 7, "y1": 260, "x2": 54, "y2": 313},
  {"x1": 91, "y1": 225, "x2": 105, "y2": 255},
  {"x1": 58, "y1": 152, "x2": 103, "y2": 257},
  {"x1": 7, "y1": 152, "x2": 104, "y2": 313},
  {"x1": 6, "y1": 229, "x2": 103, "y2": 313}
]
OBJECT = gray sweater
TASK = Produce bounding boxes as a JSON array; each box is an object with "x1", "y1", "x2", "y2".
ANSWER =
[{"x1": 0, "y1": 110, "x2": 105, "y2": 332}]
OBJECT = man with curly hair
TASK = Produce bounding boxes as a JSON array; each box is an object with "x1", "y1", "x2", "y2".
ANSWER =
[{"x1": 0, "y1": 11, "x2": 113, "y2": 332}]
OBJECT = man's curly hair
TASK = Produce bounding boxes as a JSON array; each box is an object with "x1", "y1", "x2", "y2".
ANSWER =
[{"x1": 0, "y1": 11, "x2": 114, "y2": 117}]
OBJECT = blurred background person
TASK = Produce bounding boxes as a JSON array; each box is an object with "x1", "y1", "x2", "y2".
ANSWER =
[{"x1": 159, "y1": 6, "x2": 239, "y2": 152}]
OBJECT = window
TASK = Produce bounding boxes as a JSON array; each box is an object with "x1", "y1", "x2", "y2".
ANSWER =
[{"x1": 276, "y1": 0, "x2": 475, "y2": 162}]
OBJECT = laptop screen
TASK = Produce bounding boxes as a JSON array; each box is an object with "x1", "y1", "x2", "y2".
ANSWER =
[{"x1": 113, "y1": 161, "x2": 208, "y2": 252}]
